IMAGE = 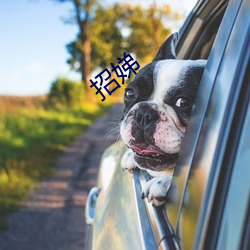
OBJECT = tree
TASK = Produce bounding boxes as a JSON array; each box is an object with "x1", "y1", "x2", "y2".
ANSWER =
[
  {"x1": 61, "y1": 2, "x2": 176, "y2": 102},
  {"x1": 66, "y1": 3, "x2": 173, "y2": 72},
  {"x1": 53, "y1": 0, "x2": 98, "y2": 98},
  {"x1": 66, "y1": 4, "x2": 124, "y2": 72},
  {"x1": 90, "y1": 4, "x2": 124, "y2": 69}
]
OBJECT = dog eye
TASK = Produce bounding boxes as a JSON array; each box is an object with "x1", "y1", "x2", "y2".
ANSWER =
[
  {"x1": 175, "y1": 97, "x2": 192, "y2": 108},
  {"x1": 125, "y1": 89, "x2": 136, "y2": 100}
]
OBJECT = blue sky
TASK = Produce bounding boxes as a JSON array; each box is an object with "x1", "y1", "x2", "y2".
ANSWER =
[
  {"x1": 0, "y1": 0, "x2": 78, "y2": 95},
  {"x1": 0, "y1": 0, "x2": 196, "y2": 96}
]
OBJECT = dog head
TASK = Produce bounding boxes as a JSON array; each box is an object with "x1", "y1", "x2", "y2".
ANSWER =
[{"x1": 120, "y1": 33, "x2": 206, "y2": 174}]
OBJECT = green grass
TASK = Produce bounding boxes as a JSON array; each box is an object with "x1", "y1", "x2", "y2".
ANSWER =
[{"x1": 0, "y1": 97, "x2": 111, "y2": 230}]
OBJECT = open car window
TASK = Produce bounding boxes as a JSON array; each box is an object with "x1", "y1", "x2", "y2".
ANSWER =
[
  {"x1": 135, "y1": 0, "x2": 231, "y2": 247},
  {"x1": 133, "y1": 0, "x2": 228, "y2": 249}
]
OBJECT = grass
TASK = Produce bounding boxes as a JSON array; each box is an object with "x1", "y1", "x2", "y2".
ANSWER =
[{"x1": 0, "y1": 95, "x2": 111, "y2": 230}]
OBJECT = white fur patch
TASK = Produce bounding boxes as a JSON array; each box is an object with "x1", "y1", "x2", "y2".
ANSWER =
[
  {"x1": 152, "y1": 59, "x2": 206, "y2": 104},
  {"x1": 154, "y1": 121, "x2": 183, "y2": 154},
  {"x1": 120, "y1": 118, "x2": 134, "y2": 144},
  {"x1": 142, "y1": 175, "x2": 173, "y2": 206},
  {"x1": 121, "y1": 149, "x2": 135, "y2": 171}
]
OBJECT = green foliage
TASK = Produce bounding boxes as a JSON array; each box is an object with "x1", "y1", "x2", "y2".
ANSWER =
[
  {"x1": 66, "y1": 38, "x2": 82, "y2": 71},
  {"x1": 66, "y1": 3, "x2": 174, "y2": 73},
  {"x1": 0, "y1": 96, "x2": 111, "y2": 230},
  {"x1": 90, "y1": 4, "x2": 124, "y2": 69},
  {"x1": 48, "y1": 77, "x2": 86, "y2": 108},
  {"x1": 125, "y1": 4, "x2": 172, "y2": 64}
]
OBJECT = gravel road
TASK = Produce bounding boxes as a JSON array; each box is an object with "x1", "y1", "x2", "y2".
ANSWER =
[{"x1": 0, "y1": 103, "x2": 123, "y2": 250}]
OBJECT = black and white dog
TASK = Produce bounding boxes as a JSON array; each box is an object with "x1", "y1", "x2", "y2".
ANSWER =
[{"x1": 120, "y1": 33, "x2": 206, "y2": 206}]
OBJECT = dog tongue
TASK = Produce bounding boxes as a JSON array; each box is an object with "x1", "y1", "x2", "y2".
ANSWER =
[{"x1": 130, "y1": 143, "x2": 163, "y2": 155}]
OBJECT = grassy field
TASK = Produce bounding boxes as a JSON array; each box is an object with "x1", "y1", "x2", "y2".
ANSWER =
[{"x1": 0, "y1": 95, "x2": 111, "y2": 230}]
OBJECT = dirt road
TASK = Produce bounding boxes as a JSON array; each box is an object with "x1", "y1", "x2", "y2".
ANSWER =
[{"x1": 0, "y1": 104, "x2": 123, "y2": 250}]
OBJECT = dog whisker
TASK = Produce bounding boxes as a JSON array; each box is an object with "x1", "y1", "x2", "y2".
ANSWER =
[
  {"x1": 105, "y1": 127, "x2": 120, "y2": 140},
  {"x1": 107, "y1": 121, "x2": 120, "y2": 126},
  {"x1": 115, "y1": 134, "x2": 122, "y2": 143},
  {"x1": 106, "y1": 118, "x2": 121, "y2": 125}
]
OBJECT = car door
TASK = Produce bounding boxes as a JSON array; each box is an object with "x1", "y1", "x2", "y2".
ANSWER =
[{"x1": 166, "y1": 0, "x2": 250, "y2": 249}]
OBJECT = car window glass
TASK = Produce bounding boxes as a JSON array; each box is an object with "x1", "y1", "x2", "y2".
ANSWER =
[{"x1": 216, "y1": 100, "x2": 250, "y2": 249}]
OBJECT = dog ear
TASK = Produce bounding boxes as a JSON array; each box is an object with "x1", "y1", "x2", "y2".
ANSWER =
[{"x1": 153, "y1": 32, "x2": 179, "y2": 61}]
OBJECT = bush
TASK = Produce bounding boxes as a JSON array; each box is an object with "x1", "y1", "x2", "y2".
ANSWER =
[{"x1": 48, "y1": 77, "x2": 86, "y2": 108}]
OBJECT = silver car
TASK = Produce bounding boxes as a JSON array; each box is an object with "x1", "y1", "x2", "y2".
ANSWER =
[{"x1": 85, "y1": 0, "x2": 250, "y2": 249}]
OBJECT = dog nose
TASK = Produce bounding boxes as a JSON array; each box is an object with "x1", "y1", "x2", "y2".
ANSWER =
[{"x1": 135, "y1": 109, "x2": 159, "y2": 130}]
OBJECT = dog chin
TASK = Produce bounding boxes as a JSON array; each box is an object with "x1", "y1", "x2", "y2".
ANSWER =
[{"x1": 132, "y1": 151, "x2": 178, "y2": 172}]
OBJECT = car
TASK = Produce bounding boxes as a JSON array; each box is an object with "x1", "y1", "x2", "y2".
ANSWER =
[{"x1": 85, "y1": 0, "x2": 250, "y2": 249}]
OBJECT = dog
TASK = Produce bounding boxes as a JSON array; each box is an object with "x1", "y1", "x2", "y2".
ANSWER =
[{"x1": 120, "y1": 33, "x2": 206, "y2": 206}]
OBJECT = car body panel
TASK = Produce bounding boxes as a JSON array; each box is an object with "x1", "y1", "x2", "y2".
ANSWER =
[{"x1": 92, "y1": 142, "x2": 159, "y2": 250}]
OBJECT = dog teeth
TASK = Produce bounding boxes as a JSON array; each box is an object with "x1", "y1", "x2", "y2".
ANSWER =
[
  {"x1": 135, "y1": 152, "x2": 162, "y2": 159},
  {"x1": 152, "y1": 154, "x2": 160, "y2": 157}
]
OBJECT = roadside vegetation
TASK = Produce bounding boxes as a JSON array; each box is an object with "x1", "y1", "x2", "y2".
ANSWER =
[{"x1": 0, "y1": 79, "x2": 112, "y2": 230}]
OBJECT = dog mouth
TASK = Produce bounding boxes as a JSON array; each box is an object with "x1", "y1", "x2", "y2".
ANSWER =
[{"x1": 129, "y1": 143, "x2": 178, "y2": 164}]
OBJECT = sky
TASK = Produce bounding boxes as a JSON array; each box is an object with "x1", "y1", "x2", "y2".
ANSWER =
[{"x1": 0, "y1": 0, "x2": 197, "y2": 96}]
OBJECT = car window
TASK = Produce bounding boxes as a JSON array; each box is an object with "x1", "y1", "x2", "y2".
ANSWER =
[
  {"x1": 177, "y1": 0, "x2": 228, "y2": 60},
  {"x1": 134, "y1": 1, "x2": 230, "y2": 248}
]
